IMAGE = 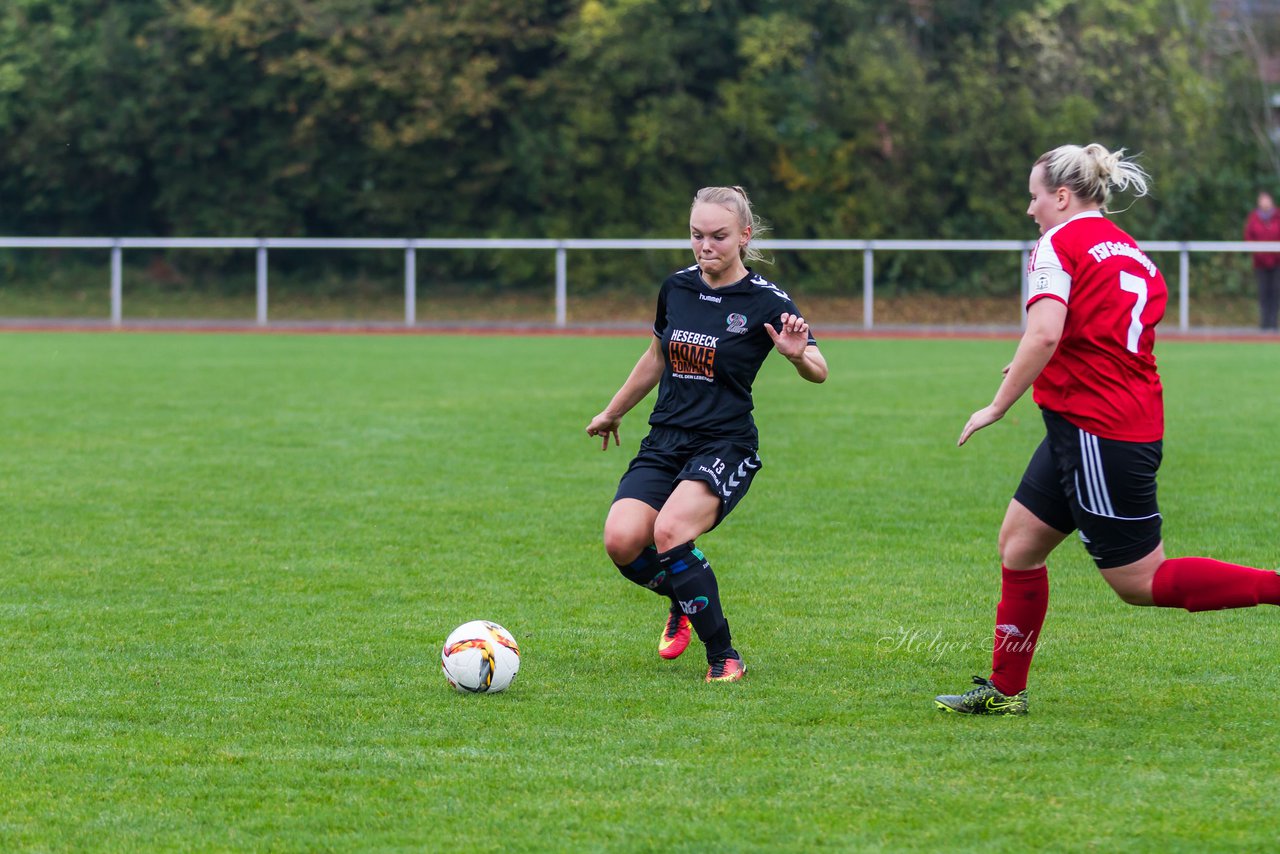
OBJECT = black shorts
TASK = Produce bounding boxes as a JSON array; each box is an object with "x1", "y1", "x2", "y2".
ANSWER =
[
  {"x1": 1013, "y1": 409, "x2": 1163, "y2": 569},
  {"x1": 613, "y1": 426, "x2": 762, "y2": 529}
]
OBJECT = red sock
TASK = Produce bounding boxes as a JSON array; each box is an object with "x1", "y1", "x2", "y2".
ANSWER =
[
  {"x1": 989, "y1": 565, "x2": 1048, "y2": 696},
  {"x1": 1151, "y1": 557, "x2": 1280, "y2": 612}
]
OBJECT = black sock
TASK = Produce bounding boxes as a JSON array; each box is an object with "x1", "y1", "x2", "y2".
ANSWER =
[
  {"x1": 614, "y1": 545, "x2": 674, "y2": 599},
  {"x1": 659, "y1": 542, "x2": 736, "y2": 661}
]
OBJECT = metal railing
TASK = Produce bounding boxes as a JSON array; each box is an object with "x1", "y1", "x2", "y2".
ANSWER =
[{"x1": 2, "y1": 236, "x2": 1279, "y2": 330}]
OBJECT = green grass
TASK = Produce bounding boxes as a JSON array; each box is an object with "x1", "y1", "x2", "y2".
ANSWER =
[{"x1": 1, "y1": 332, "x2": 1278, "y2": 851}]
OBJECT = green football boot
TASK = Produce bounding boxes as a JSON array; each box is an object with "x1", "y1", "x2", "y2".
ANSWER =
[{"x1": 934, "y1": 676, "x2": 1028, "y2": 716}]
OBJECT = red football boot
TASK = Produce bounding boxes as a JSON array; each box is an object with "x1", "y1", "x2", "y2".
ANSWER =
[
  {"x1": 705, "y1": 654, "x2": 746, "y2": 683},
  {"x1": 658, "y1": 608, "x2": 691, "y2": 660}
]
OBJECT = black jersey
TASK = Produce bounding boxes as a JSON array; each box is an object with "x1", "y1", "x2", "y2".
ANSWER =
[{"x1": 648, "y1": 265, "x2": 817, "y2": 446}]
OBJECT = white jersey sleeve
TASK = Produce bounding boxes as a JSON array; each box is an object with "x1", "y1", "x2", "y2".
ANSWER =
[{"x1": 1027, "y1": 227, "x2": 1072, "y2": 306}]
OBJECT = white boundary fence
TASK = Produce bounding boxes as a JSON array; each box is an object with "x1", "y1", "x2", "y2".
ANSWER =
[{"x1": 2, "y1": 237, "x2": 1280, "y2": 330}]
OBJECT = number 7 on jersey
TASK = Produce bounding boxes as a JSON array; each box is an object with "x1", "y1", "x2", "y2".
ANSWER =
[{"x1": 1119, "y1": 271, "x2": 1148, "y2": 354}]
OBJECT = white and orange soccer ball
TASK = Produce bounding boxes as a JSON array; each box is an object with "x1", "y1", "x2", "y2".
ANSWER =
[{"x1": 441, "y1": 620, "x2": 521, "y2": 693}]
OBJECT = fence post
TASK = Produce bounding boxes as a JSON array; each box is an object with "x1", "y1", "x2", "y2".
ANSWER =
[
  {"x1": 1019, "y1": 247, "x2": 1030, "y2": 329},
  {"x1": 555, "y1": 243, "x2": 567, "y2": 328},
  {"x1": 405, "y1": 242, "x2": 417, "y2": 327},
  {"x1": 110, "y1": 240, "x2": 122, "y2": 327},
  {"x1": 256, "y1": 240, "x2": 268, "y2": 326},
  {"x1": 862, "y1": 245, "x2": 874, "y2": 329},
  {"x1": 1179, "y1": 245, "x2": 1189, "y2": 332}
]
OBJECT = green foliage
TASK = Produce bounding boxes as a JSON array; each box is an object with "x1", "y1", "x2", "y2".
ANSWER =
[{"x1": 0, "y1": 0, "x2": 1275, "y2": 294}]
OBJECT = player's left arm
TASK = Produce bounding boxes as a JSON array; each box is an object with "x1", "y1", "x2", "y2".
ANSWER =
[
  {"x1": 765, "y1": 312, "x2": 827, "y2": 383},
  {"x1": 958, "y1": 297, "x2": 1067, "y2": 446}
]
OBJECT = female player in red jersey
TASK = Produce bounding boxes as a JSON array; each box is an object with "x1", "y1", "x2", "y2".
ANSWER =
[
  {"x1": 586, "y1": 186, "x2": 827, "y2": 683},
  {"x1": 935, "y1": 143, "x2": 1280, "y2": 715}
]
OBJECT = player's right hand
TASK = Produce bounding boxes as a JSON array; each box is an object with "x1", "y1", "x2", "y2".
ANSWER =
[
  {"x1": 957, "y1": 404, "x2": 1004, "y2": 446},
  {"x1": 585, "y1": 412, "x2": 621, "y2": 451}
]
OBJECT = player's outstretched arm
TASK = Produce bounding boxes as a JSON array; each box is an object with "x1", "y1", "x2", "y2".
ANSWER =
[
  {"x1": 765, "y1": 313, "x2": 828, "y2": 383},
  {"x1": 958, "y1": 298, "x2": 1067, "y2": 446},
  {"x1": 586, "y1": 336, "x2": 664, "y2": 451}
]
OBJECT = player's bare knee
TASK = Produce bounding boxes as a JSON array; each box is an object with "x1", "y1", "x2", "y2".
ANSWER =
[
  {"x1": 651, "y1": 528, "x2": 680, "y2": 555},
  {"x1": 1110, "y1": 583, "x2": 1155, "y2": 607},
  {"x1": 997, "y1": 531, "x2": 1016, "y2": 566},
  {"x1": 1101, "y1": 552, "x2": 1162, "y2": 606},
  {"x1": 1100, "y1": 564, "x2": 1157, "y2": 605},
  {"x1": 603, "y1": 526, "x2": 648, "y2": 566},
  {"x1": 652, "y1": 519, "x2": 694, "y2": 554},
  {"x1": 998, "y1": 533, "x2": 1036, "y2": 571}
]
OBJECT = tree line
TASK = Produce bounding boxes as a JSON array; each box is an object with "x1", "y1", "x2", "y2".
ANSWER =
[{"x1": 0, "y1": 0, "x2": 1274, "y2": 293}]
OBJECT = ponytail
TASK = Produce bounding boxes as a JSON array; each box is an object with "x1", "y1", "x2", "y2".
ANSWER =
[{"x1": 1035, "y1": 143, "x2": 1150, "y2": 211}]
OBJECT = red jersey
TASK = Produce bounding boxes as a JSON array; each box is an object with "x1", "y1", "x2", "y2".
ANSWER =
[{"x1": 1026, "y1": 211, "x2": 1166, "y2": 442}]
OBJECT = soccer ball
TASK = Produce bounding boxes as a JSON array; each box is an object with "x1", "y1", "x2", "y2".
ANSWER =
[{"x1": 441, "y1": 620, "x2": 521, "y2": 693}]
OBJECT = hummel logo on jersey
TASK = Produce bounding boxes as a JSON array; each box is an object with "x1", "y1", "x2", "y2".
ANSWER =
[
  {"x1": 699, "y1": 293, "x2": 722, "y2": 303},
  {"x1": 679, "y1": 596, "x2": 709, "y2": 615},
  {"x1": 995, "y1": 624, "x2": 1025, "y2": 638},
  {"x1": 726, "y1": 313, "x2": 748, "y2": 334}
]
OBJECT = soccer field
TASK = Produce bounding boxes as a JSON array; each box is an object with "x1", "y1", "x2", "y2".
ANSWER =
[{"x1": 2, "y1": 331, "x2": 1278, "y2": 851}]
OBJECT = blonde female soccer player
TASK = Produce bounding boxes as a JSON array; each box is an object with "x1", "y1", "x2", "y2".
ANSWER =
[
  {"x1": 935, "y1": 144, "x2": 1280, "y2": 715},
  {"x1": 586, "y1": 186, "x2": 827, "y2": 683}
]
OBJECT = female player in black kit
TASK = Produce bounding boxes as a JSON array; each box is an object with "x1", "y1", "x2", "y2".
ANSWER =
[{"x1": 585, "y1": 186, "x2": 828, "y2": 682}]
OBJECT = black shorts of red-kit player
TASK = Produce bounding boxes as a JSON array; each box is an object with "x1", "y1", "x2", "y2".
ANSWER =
[
  {"x1": 614, "y1": 545, "x2": 674, "y2": 600},
  {"x1": 658, "y1": 542, "x2": 736, "y2": 662},
  {"x1": 1013, "y1": 410, "x2": 1164, "y2": 569},
  {"x1": 613, "y1": 426, "x2": 762, "y2": 530}
]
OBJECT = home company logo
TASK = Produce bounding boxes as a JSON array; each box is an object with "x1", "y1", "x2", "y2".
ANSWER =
[
  {"x1": 678, "y1": 596, "x2": 709, "y2": 615},
  {"x1": 668, "y1": 328, "x2": 717, "y2": 380}
]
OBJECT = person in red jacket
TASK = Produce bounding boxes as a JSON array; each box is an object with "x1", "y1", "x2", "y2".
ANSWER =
[
  {"x1": 933, "y1": 143, "x2": 1280, "y2": 716},
  {"x1": 1244, "y1": 191, "x2": 1280, "y2": 331}
]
